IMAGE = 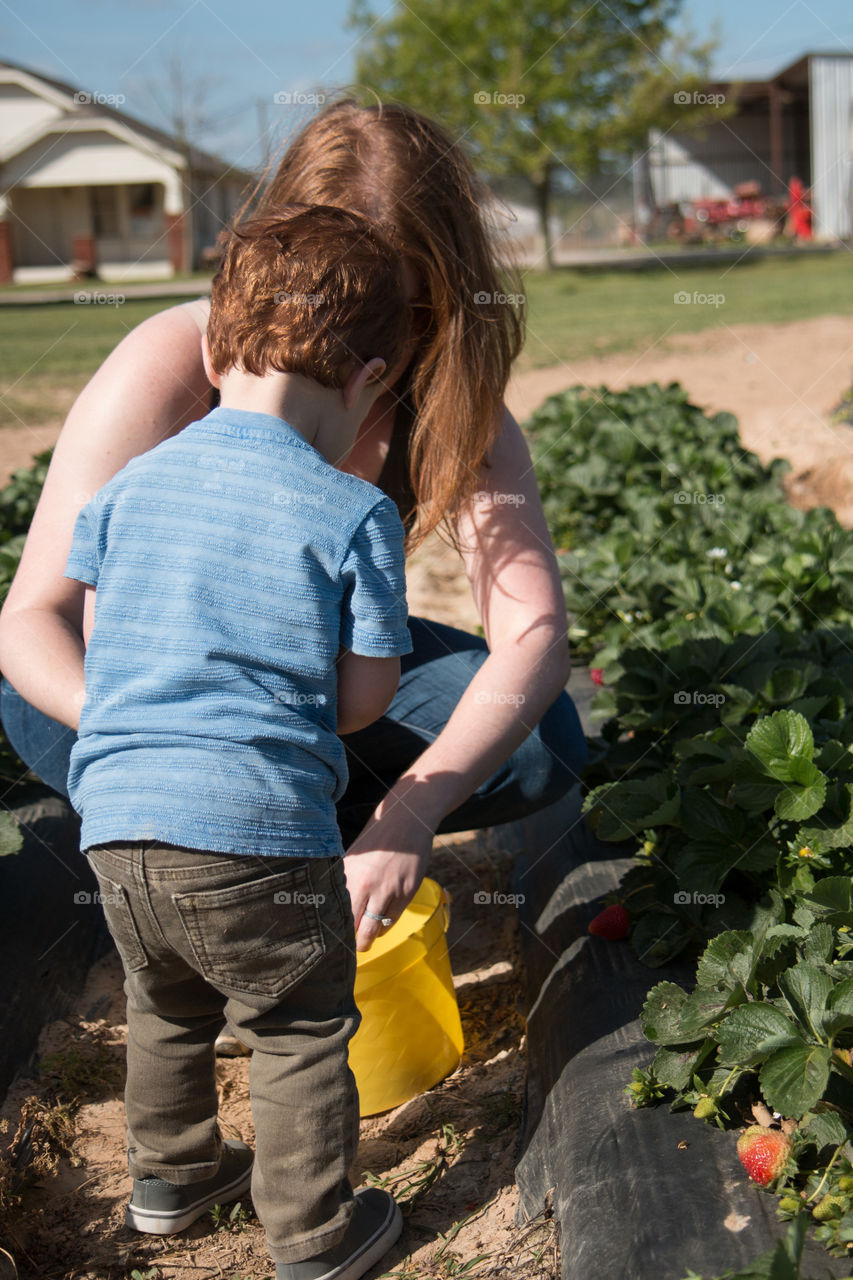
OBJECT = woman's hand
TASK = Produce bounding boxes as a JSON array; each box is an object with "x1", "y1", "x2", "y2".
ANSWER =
[{"x1": 343, "y1": 803, "x2": 434, "y2": 952}]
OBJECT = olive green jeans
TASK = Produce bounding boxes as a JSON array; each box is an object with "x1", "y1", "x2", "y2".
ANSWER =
[{"x1": 86, "y1": 840, "x2": 360, "y2": 1265}]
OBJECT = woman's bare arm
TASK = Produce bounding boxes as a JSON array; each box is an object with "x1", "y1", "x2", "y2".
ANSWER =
[
  {"x1": 344, "y1": 406, "x2": 573, "y2": 949},
  {"x1": 0, "y1": 302, "x2": 212, "y2": 724}
]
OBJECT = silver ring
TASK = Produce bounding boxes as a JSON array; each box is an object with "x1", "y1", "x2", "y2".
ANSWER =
[{"x1": 364, "y1": 909, "x2": 394, "y2": 927}]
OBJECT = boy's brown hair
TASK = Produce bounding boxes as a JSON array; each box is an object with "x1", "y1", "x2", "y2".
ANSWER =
[{"x1": 207, "y1": 205, "x2": 410, "y2": 388}]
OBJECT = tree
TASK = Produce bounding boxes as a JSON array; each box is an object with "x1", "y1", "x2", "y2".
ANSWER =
[{"x1": 349, "y1": 0, "x2": 718, "y2": 268}]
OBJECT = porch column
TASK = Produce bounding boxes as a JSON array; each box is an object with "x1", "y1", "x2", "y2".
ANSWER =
[
  {"x1": 769, "y1": 80, "x2": 785, "y2": 194},
  {"x1": 0, "y1": 193, "x2": 13, "y2": 283}
]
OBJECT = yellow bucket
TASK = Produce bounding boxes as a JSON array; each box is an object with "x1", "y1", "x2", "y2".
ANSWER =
[{"x1": 350, "y1": 878, "x2": 464, "y2": 1116}]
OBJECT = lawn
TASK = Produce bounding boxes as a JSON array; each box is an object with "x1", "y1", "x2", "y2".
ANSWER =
[
  {"x1": 1, "y1": 251, "x2": 853, "y2": 428},
  {"x1": 0, "y1": 299, "x2": 179, "y2": 428},
  {"x1": 518, "y1": 249, "x2": 853, "y2": 369}
]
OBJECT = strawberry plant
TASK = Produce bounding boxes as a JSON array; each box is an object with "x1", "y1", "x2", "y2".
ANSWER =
[
  {"x1": 528, "y1": 384, "x2": 853, "y2": 665},
  {"x1": 524, "y1": 384, "x2": 853, "y2": 1271}
]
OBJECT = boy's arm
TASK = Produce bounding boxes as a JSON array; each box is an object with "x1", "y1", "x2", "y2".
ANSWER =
[{"x1": 336, "y1": 649, "x2": 400, "y2": 736}]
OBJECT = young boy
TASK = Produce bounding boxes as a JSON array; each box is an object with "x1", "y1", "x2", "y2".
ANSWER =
[{"x1": 62, "y1": 206, "x2": 413, "y2": 1278}]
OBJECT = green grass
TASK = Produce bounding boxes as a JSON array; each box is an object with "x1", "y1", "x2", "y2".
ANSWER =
[
  {"x1": 519, "y1": 249, "x2": 853, "y2": 369},
  {"x1": 0, "y1": 299, "x2": 181, "y2": 428}
]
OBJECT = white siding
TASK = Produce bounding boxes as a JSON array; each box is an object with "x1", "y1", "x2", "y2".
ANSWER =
[
  {"x1": 810, "y1": 55, "x2": 853, "y2": 240},
  {"x1": 0, "y1": 82, "x2": 64, "y2": 154},
  {"x1": 3, "y1": 129, "x2": 182, "y2": 205},
  {"x1": 648, "y1": 112, "x2": 801, "y2": 205}
]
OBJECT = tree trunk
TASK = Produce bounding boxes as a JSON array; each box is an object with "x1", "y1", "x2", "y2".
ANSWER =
[{"x1": 533, "y1": 172, "x2": 555, "y2": 271}]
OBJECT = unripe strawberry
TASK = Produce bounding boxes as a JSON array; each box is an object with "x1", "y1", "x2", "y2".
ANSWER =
[
  {"x1": 693, "y1": 1096, "x2": 717, "y2": 1120},
  {"x1": 736, "y1": 1126, "x2": 792, "y2": 1186},
  {"x1": 838, "y1": 1176, "x2": 853, "y2": 1193},
  {"x1": 588, "y1": 903, "x2": 630, "y2": 940},
  {"x1": 778, "y1": 1196, "x2": 801, "y2": 1213},
  {"x1": 812, "y1": 1194, "x2": 846, "y2": 1221}
]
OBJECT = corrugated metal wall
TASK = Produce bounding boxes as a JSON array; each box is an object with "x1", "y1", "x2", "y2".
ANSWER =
[
  {"x1": 647, "y1": 114, "x2": 800, "y2": 204},
  {"x1": 810, "y1": 55, "x2": 853, "y2": 240}
]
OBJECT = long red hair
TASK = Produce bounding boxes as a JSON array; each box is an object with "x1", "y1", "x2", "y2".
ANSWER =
[{"x1": 235, "y1": 96, "x2": 525, "y2": 550}]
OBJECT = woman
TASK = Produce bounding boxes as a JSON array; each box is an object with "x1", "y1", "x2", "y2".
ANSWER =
[{"x1": 0, "y1": 97, "x2": 587, "y2": 952}]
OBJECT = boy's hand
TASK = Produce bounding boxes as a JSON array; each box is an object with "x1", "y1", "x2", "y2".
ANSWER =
[{"x1": 343, "y1": 814, "x2": 432, "y2": 951}]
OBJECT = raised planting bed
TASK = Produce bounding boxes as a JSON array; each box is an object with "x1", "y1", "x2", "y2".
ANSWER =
[
  {"x1": 507, "y1": 780, "x2": 851, "y2": 1280},
  {"x1": 0, "y1": 786, "x2": 107, "y2": 1102}
]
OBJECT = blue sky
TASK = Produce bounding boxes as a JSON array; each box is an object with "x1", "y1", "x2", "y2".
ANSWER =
[{"x1": 2, "y1": 0, "x2": 852, "y2": 170}]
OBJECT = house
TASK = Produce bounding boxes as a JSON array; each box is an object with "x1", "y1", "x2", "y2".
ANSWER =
[
  {"x1": 641, "y1": 52, "x2": 853, "y2": 242},
  {"x1": 0, "y1": 60, "x2": 255, "y2": 282}
]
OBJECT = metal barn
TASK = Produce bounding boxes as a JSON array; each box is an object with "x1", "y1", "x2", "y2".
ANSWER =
[{"x1": 643, "y1": 53, "x2": 853, "y2": 241}]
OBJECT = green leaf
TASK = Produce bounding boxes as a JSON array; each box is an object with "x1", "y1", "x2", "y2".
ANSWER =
[
  {"x1": 800, "y1": 877, "x2": 853, "y2": 926},
  {"x1": 821, "y1": 976, "x2": 853, "y2": 1038},
  {"x1": 640, "y1": 982, "x2": 693, "y2": 1045},
  {"x1": 778, "y1": 964, "x2": 834, "y2": 1039},
  {"x1": 716, "y1": 1003, "x2": 805, "y2": 1068},
  {"x1": 759, "y1": 1043, "x2": 832, "y2": 1116},
  {"x1": 678, "y1": 987, "x2": 733, "y2": 1037},
  {"x1": 773, "y1": 766, "x2": 827, "y2": 822},
  {"x1": 798, "y1": 1110, "x2": 850, "y2": 1151},
  {"x1": 695, "y1": 931, "x2": 754, "y2": 991},
  {"x1": 746, "y1": 710, "x2": 814, "y2": 775},
  {"x1": 652, "y1": 1042, "x2": 709, "y2": 1092},
  {"x1": 803, "y1": 922, "x2": 833, "y2": 964},
  {"x1": 0, "y1": 811, "x2": 23, "y2": 857},
  {"x1": 582, "y1": 773, "x2": 680, "y2": 842}
]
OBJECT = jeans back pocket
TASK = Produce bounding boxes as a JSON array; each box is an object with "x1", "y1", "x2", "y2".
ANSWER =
[
  {"x1": 172, "y1": 862, "x2": 328, "y2": 999},
  {"x1": 87, "y1": 864, "x2": 149, "y2": 973}
]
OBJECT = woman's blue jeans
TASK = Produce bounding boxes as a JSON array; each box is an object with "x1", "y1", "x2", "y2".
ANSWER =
[{"x1": 1, "y1": 617, "x2": 588, "y2": 845}]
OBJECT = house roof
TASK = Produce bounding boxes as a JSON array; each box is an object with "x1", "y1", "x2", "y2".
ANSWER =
[
  {"x1": 704, "y1": 50, "x2": 853, "y2": 102},
  {"x1": 0, "y1": 58, "x2": 255, "y2": 180}
]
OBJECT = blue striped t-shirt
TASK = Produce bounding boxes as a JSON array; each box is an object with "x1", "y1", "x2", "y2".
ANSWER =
[{"x1": 64, "y1": 406, "x2": 412, "y2": 857}]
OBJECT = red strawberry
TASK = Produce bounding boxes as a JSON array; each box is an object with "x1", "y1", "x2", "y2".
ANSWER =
[
  {"x1": 736, "y1": 1125, "x2": 792, "y2": 1186},
  {"x1": 590, "y1": 668, "x2": 605, "y2": 686},
  {"x1": 588, "y1": 903, "x2": 630, "y2": 940}
]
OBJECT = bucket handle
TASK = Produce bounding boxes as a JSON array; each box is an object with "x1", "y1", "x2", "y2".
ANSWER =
[{"x1": 440, "y1": 886, "x2": 451, "y2": 933}]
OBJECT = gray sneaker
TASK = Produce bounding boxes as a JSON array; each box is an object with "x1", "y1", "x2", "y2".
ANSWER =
[
  {"x1": 275, "y1": 1188, "x2": 402, "y2": 1280},
  {"x1": 126, "y1": 1139, "x2": 254, "y2": 1234}
]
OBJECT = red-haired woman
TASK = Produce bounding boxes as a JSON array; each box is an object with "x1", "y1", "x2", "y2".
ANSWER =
[{"x1": 0, "y1": 98, "x2": 587, "y2": 952}]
